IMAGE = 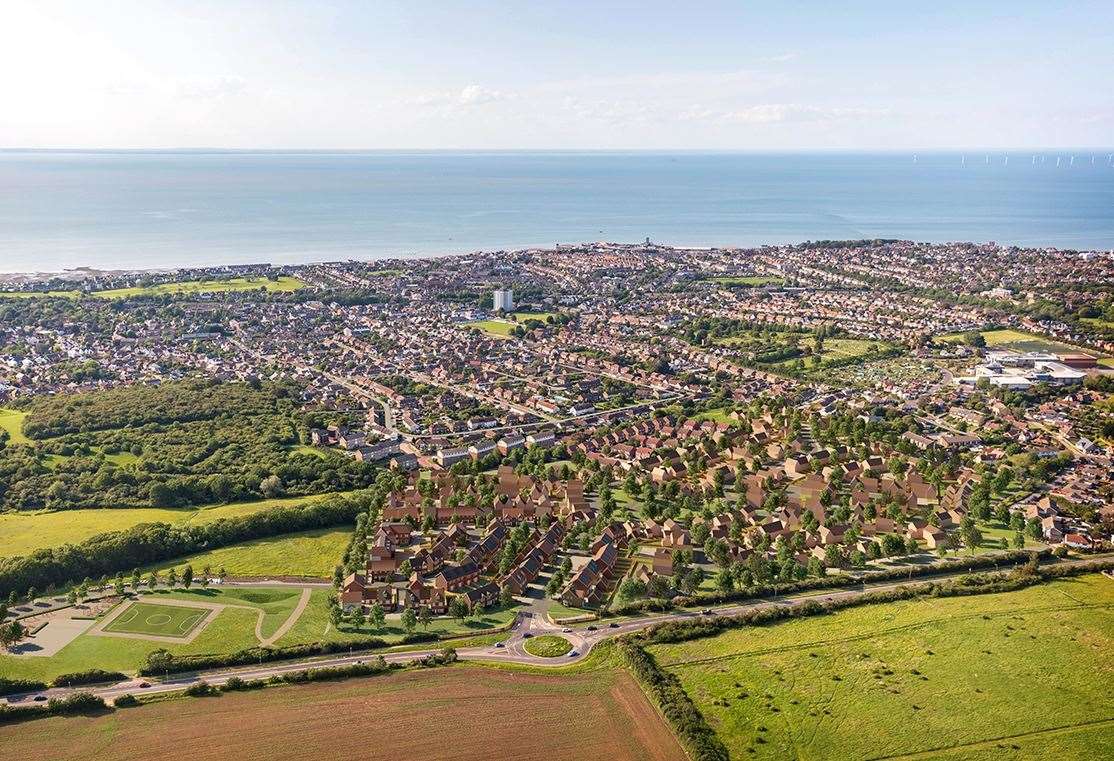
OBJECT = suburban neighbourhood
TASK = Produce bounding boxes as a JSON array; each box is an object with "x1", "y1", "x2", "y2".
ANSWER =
[{"x1": 1, "y1": 240, "x2": 1111, "y2": 760}]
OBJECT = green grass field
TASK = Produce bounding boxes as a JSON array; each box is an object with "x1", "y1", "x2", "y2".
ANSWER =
[
  {"x1": 649, "y1": 574, "x2": 1114, "y2": 761},
  {"x1": 276, "y1": 590, "x2": 519, "y2": 647},
  {"x1": 524, "y1": 634, "x2": 574, "y2": 657},
  {"x1": 0, "y1": 493, "x2": 341, "y2": 558},
  {"x1": 94, "y1": 276, "x2": 305, "y2": 298},
  {"x1": 711, "y1": 275, "x2": 785, "y2": 287},
  {"x1": 464, "y1": 312, "x2": 560, "y2": 337},
  {"x1": 103, "y1": 601, "x2": 211, "y2": 638},
  {"x1": 939, "y1": 329, "x2": 1107, "y2": 358},
  {"x1": 0, "y1": 276, "x2": 304, "y2": 300},
  {"x1": 145, "y1": 527, "x2": 352, "y2": 578},
  {"x1": 0, "y1": 408, "x2": 30, "y2": 445},
  {"x1": 41, "y1": 447, "x2": 140, "y2": 470},
  {"x1": 0, "y1": 586, "x2": 306, "y2": 681},
  {"x1": 770, "y1": 337, "x2": 884, "y2": 367},
  {"x1": 695, "y1": 406, "x2": 737, "y2": 424}
]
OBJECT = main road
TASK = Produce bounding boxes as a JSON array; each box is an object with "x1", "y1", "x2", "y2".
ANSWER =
[{"x1": 4, "y1": 555, "x2": 1108, "y2": 707}]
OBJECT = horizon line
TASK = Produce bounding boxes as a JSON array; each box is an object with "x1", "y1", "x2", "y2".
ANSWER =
[{"x1": 3, "y1": 146, "x2": 1114, "y2": 155}]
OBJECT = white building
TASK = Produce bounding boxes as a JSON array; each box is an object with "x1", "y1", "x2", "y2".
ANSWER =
[{"x1": 493, "y1": 288, "x2": 514, "y2": 312}]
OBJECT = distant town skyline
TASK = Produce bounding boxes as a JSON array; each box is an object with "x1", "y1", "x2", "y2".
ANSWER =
[{"x1": 3, "y1": 0, "x2": 1112, "y2": 151}]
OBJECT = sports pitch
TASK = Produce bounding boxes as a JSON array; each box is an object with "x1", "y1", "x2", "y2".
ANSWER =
[{"x1": 103, "y1": 602, "x2": 211, "y2": 639}]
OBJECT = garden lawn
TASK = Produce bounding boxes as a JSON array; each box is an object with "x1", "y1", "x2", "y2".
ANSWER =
[
  {"x1": 0, "y1": 493, "x2": 343, "y2": 558},
  {"x1": 649, "y1": 574, "x2": 1114, "y2": 761}
]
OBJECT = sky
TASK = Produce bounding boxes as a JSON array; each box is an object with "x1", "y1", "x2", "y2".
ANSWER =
[{"x1": 2, "y1": 1, "x2": 1112, "y2": 150}]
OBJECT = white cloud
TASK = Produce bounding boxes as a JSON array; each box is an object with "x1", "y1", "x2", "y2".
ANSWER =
[
  {"x1": 413, "y1": 84, "x2": 510, "y2": 109},
  {"x1": 718, "y1": 104, "x2": 890, "y2": 124},
  {"x1": 175, "y1": 76, "x2": 248, "y2": 100}
]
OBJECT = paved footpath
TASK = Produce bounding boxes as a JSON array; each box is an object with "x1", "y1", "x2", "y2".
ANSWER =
[{"x1": 2, "y1": 556, "x2": 1109, "y2": 707}]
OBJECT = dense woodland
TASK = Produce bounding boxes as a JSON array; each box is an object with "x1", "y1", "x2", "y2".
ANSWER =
[{"x1": 0, "y1": 380, "x2": 380, "y2": 511}]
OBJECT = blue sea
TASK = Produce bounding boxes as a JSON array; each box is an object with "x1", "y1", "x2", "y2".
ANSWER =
[{"x1": 1, "y1": 150, "x2": 1112, "y2": 273}]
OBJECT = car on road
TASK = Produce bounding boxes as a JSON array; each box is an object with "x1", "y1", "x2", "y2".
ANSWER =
[
  {"x1": 138, "y1": 682, "x2": 150, "y2": 688},
  {"x1": 561, "y1": 627, "x2": 572, "y2": 633},
  {"x1": 568, "y1": 651, "x2": 579, "y2": 657},
  {"x1": 586, "y1": 625, "x2": 597, "y2": 631},
  {"x1": 522, "y1": 632, "x2": 533, "y2": 638},
  {"x1": 495, "y1": 642, "x2": 505, "y2": 648},
  {"x1": 702, "y1": 609, "x2": 715, "y2": 615},
  {"x1": 32, "y1": 695, "x2": 46, "y2": 702},
  {"x1": 608, "y1": 622, "x2": 619, "y2": 628}
]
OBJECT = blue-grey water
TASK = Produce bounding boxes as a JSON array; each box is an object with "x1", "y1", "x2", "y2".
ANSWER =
[{"x1": 1, "y1": 150, "x2": 1112, "y2": 273}]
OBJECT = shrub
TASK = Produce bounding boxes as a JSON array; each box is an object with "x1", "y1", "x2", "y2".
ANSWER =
[
  {"x1": 139, "y1": 637, "x2": 392, "y2": 676},
  {"x1": 619, "y1": 643, "x2": 728, "y2": 761},
  {"x1": 52, "y1": 669, "x2": 128, "y2": 688},
  {"x1": 183, "y1": 681, "x2": 219, "y2": 697},
  {"x1": 0, "y1": 677, "x2": 47, "y2": 697},
  {"x1": 114, "y1": 694, "x2": 139, "y2": 707},
  {"x1": 220, "y1": 676, "x2": 266, "y2": 692}
]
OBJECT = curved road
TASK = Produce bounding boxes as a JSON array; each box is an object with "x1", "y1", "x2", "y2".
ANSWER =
[{"x1": 3, "y1": 556, "x2": 1109, "y2": 707}]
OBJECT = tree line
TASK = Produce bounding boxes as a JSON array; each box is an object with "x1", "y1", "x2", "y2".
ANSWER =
[{"x1": 0, "y1": 482, "x2": 395, "y2": 598}]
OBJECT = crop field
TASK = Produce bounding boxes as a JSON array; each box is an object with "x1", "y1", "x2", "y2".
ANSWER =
[
  {"x1": 103, "y1": 601, "x2": 211, "y2": 638},
  {"x1": 0, "y1": 493, "x2": 341, "y2": 558},
  {"x1": 0, "y1": 408, "x2": 30, "y2": 444},
  {"x1": 0, "y1": 665, "x2": 685, "y2": 761},
  {"x1": 648, "y1": 574, "x2": 1114, "y2": 761}
]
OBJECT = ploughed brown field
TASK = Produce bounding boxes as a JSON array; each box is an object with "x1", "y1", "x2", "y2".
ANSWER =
[{"x1": 0, "y1": 666, "x2": 685, "y2": 761}]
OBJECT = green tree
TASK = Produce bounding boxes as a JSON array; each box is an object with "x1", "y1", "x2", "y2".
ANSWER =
[
  {"x1": 401, "y1": 607, "x2": 418, "y2": 633},
  {"x1": 182, "y1": 565, "x2": 194, "y2": 589},
  {"x1": 448, "y1": 596, "x2": 469, "y2": 622},
  {"x1": 145, "y1": 648, "x2": 174, "y2": 676},
  {"x1": 367, "y1": 603, "x2": 386, "y2": 631}
]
